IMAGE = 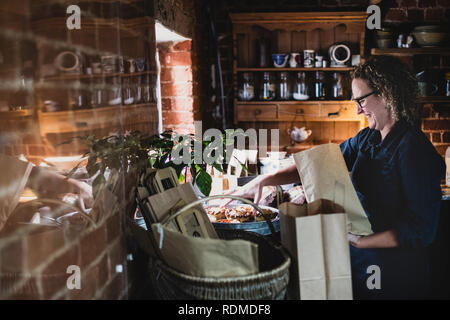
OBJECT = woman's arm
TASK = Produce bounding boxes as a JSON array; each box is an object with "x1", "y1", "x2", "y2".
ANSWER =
[
  {"x1": 349, "y1": 229, "x2": 399, "y2": 249},
  {"x1": 229, "y1": 163, "x2": 300, "y2": 203},
  {"x1": 27, "y1": 166, "x2": 94, "y2": 210}
]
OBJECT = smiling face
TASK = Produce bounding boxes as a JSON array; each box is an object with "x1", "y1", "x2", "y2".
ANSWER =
[{"x1": 352, "y1": 78, "x2": 395, "y2": 138}]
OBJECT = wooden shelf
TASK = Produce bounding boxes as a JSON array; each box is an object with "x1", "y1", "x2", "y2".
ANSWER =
[
  {"x1": 371, "y1": 48, "x2": 450, "y2": 56},
  {"x1": 236, "y1": 100, "x2": 354, "y2": 105},
  {"x1": 42, "y1": 71, "x2": 156, "y2": 82},
  {"x1": 0, "y1": 109, "x2": 33, "y2": 118},
  {"x1": 37, "y1": 103, "x2": 157, "y2": 135},
  {"x1": 237, "y1": 67, "x2": 355, "y2": 72},
  {"x1": 418, "y1": 96, "x2": 450, "y2": 104}
]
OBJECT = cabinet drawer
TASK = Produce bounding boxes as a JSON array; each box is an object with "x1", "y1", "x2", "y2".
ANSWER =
[
  {"x1": 278, "y1": 104, "x2": 321, "y2": 121},
  {"x1": 236, "y1": 104, "x2": 277, "y2": 121}
]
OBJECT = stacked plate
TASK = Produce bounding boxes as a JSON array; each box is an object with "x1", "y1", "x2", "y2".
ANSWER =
[{"x1": 412, "y1": 25, "x2": 449, "y2": 47}]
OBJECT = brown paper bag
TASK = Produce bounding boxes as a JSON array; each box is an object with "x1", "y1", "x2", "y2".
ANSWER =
[
  {"x1": 145, "y1": 183, "x2": 218, "y2": 239},
  {"x1": 151, "y1": 223, "x2": 259, "y2": 277},
  {"x1": 293, "y1": 143, "x2": 373, "y2": 236},
  {"x1": 0, "y1": 154, "x2": 33, "y2": 233},
  {"x1": 279, "y1": 199, "x2": 352, "y2": 300}
]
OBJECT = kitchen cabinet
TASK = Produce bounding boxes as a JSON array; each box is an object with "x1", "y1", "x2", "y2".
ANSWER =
[
  {"x1": 230, "y1": 12, "x2": 368, "y2": 153},
  {"x1": 370, "y1": 47, "x2": 450, "y2": 108},
  {"x1": 30, "y1": 13, "x2": 159, "y2": 154}
]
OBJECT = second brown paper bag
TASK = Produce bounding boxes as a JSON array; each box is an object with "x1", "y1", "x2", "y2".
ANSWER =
[{"x1": 279, "y1": 199, "x2": 352, "y2": 300}]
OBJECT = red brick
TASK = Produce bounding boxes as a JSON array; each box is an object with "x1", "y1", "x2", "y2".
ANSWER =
[
  {"x1": 173, "y1": 40, "x2": 192, "y2": 52},
  {"x1": 162, "y1": 52, "x2": 192, "y2": 67},
  {"x1": 101, "y1": 272, "x2": 126, "y2": 300},
  {"x1": 401, "y1": 0, "x2": 418, "y2": 7},
  {"x1": 108, "y1": 240, "x2": 126, "y2": 276},
  {"x1": 425, "y1": 132, "x2": 432, "y2": 141},
  {"x1": 27, "y1": 145, "x2": 47, "y2": 156},
  {"x1": 432, "y1": 132, "x2": 442, "y2": 142},
  {"x1": 162, "y1": 97, "x2": 194, "y2": 112},
  {"x1": 162, "y1": 110, "x2": 195, "y2": 126},
  {"x1": 69, "y1": 270, "x2": 96, "y2": 300},
  {"x1": 161, "y1": 82, "x2": 193, "y2": 97},
  {"x1": 28, "y1": 234, "x2": 74, "y2": 272},
  {"x1": 408, "y1": 9, "x2": 425, "y2": 21},
  {"x1": 423, "y1": 119, "x2": 450, "y2": 130},
  {"x1": 322, "y1": 0, "x2": 339, "y2": 5},
  {"x1": 6, "y1": 278, "x2": 40, "y2": 300},
  {"x1": 80, "y1": 225, "x2": 108, "y2": 267},
  {"x1": 443, "y1": 132, "x2": 450, "y2": 143},
  {"x1": 0, "y1": 238, "x2": 25, "y2": 274},
  {"x1": 418, "y1": 0, "x2": 437, "y2": 7},
  {"x1": 425, "y1": 8, "x2": 444, "y2": 20},
  {"x1": 160, "y1": 66, "x2": 193, "y2": 83},
  {"x1": 3, "y1": 145, "x2": 14, "y2": 155},
  {"x1": 106, "y1": 213, "x2": 122, "y2": 244}
]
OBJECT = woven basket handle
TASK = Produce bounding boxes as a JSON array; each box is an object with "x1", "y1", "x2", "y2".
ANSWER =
[
  {"x1": 161, "y1": 195, "x2": 277, "y2": 237},
  {"x1": 17, "y1": 198, "x2": 96, "y2": 227}
]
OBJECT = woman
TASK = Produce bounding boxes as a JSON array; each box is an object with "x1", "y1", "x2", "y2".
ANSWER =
[
  {"x1": 232, "y1": 56, "x2": 445, "y2": 299},
  {"x1": 0, "y1": 153, "x2": 93, "y2": 232}
]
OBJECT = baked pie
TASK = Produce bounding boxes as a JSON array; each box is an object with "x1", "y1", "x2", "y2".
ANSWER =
[
  {"x1": 226, "y1": 205, "x2": 255, "y2": 223},
  {"x1": 206, "y1": 206, "x2": 229, "y2": 222},
  {"x1": 254, "y1": 208, "x2": 278, "y2": 221}
]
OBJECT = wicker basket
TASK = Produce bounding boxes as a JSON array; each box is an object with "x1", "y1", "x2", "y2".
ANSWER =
[{"x1": 147, "y1": 195, "x2": 291, "y2": 300}]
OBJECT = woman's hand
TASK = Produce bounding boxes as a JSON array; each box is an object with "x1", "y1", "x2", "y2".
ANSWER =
[
  {"x1": 71, "y1": 180, "x2": 94, "y2": 211},
  {"x1": 28, "y1": 166, "x2": 94, "y2": 211},
  {"x1": 348, "y1": 233, "x2": 362, "y2": 248},
  {"x1": 227, "y1": 175, "x2": 269, "y2": 204},
  {"x1": 348, "y1": 230, "x2": 399, "y2": 248}
]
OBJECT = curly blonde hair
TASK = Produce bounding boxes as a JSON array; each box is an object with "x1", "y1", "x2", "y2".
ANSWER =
[{"x1": 352, "y1": 56, "x2": 420, "y2": 127}]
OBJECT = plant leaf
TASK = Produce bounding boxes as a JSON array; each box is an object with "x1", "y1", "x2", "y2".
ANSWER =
[
  {"x1": 196, "y1": 169, "x2": 212, "y2": 196},
  {"x1": 92, "y1": 173, "x2": 106, "y2": 199}
]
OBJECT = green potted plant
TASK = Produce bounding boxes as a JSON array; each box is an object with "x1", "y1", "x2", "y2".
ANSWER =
[{"x1": 66, "y1": 130, "x2": 248, "y2": 198}]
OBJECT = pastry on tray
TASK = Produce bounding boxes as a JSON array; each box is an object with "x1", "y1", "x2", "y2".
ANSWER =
[
  {"x1": 254, "y1": 208, "x2": 278, "y2": 221},
  {"x1": 225, "y1": 206, "x2": 255, "y2": 223},
  {"x1": 206, "y1": 206, "x2": 229, "y2": 222}
]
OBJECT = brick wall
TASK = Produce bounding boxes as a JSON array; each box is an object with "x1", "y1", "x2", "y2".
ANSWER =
[
  {"x1": 155, "y1": 0, "x2": 208, "y2": 135},
  {"x1": 158, "y1": 40, "x2": 198, "y2": 134},
  {"x1": 0, "y1": 190, "x2": 131, "y2": 300},
  {"x1": 382, "y1": 0, "x2": 450, "y2": 157},
  {"x1": 0, "y1": 0, "x2": 156, "y2": 300}
]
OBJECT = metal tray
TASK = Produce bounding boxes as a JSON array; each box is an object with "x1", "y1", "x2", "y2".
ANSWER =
[{"x1": 206, "y1": 204, "x2": 280, "y2": 236}]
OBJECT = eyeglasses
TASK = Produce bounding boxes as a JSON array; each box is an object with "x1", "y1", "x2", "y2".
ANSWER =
[{"x1": 352, "y1": 91, "x2": 378, "y2": 108}]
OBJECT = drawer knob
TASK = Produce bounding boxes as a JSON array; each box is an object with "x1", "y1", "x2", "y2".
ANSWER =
[
  {"x1": 254, "y1": 109, "x2": 262, "y2": 116},
  {"x1": 296, "y1": 108, "x2": 304, "y2": 114}
]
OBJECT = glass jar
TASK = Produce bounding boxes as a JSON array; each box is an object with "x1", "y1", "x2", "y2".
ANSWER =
[
  {"x1": 122, "y1": 77, "x2": 134, "y2": 105},
  {"x1": 278, "y1": 72, "x2": 291, "y2": 100},
  {"x1": 107, "y1": 77, "x2": 121, "y2": 106},
  {"x1": 445, "y1": 72, "x2": 450, "y2": 97},
  {"x1": 293, "y1": 72, "x2": 309, "y2": 100},
  {"x1": 259, "y1": 72, "x2": 276, "y2": 101},
  {"x1": 330, "y1": 72, "x2": 345, "y2": 100},
  {"x1": 91, "y1": 78, "x2": 107, "y2": 108},
  {"x1": 238, "y1": 72, "x2": 255, "y2": 101},
  {"x1": 134, "y1": 76, "x2": 142, "y2": 104},
  {"x1": 141, "y1": 75, "x2": 152, "y2": 103},
  {"x1": 313, "y1": 71, "x2": 326, "y2": 100},
  {"x1": 69, "y1": 80, "x2": 85, "y2": 109}
]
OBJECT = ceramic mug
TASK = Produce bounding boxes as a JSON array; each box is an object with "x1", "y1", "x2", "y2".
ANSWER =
[
  {"x1": 303, "y1": 50, "x2": 315, "y2": 68},
  {"x1": 289, "y1": 53, "x2": 301, "y2": 68},
  {"x1": 418, "y1": 82, "x2": 438, "y2": 96},
  {"x1": 272, "y1": 54, "x2": 289, "y2": 68}
]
